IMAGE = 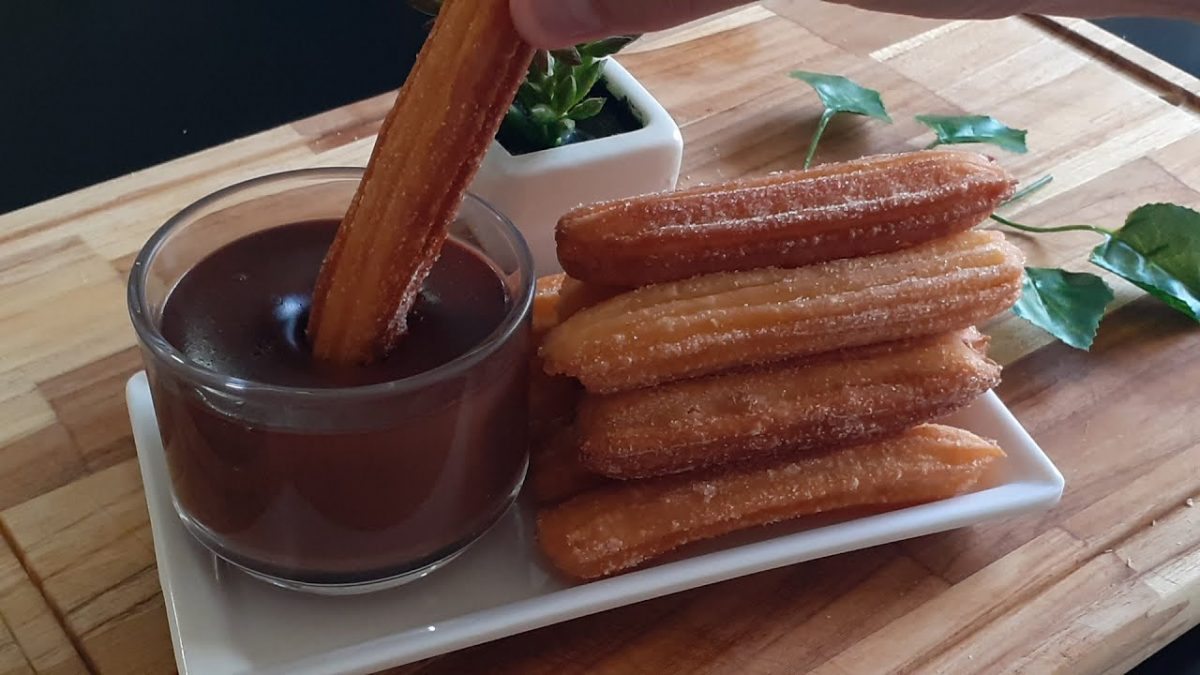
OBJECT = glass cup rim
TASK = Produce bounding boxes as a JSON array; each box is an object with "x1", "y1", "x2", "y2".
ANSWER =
[{"x1": 127, "y1": 166, "x2": 535, "y2": 401}]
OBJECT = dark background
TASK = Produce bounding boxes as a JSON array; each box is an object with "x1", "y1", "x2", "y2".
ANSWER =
[
  {"x1": 1, "y1": 5, "x2": 1197, "y2": 215},
  {"x1": 1, "y1": 2, "x2": 1198, "y2": 671},
  {"x1": 0, "y1": 0, "x2": 427, "y2": 214}
]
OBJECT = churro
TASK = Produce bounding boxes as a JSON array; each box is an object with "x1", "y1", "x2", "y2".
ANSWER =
[
  {"x1": 529, "y1": 358, "x2": 581, "y2": 443},
  {"x1": 309, "y1": 0, "x2": 534, "y2": 363},
  {"x1": 530, "y1": 275, "x2": 588, "y2": 441},
  {"x1": 541, "y1": 230, "x2": 1024, "y2": 392},
  {"x1": 558, "y1": 276, "x2": 626, "y2": 322},
  {"x1": 557, "y1": 150, "x2": 1015, "y2": 286},
  {"x1": 537, "y1": 424, "x2": 1004, "y2": 579},
  {"x1": 533, "y1": 273, "x2": 626, "y2": 333},
  {"x1": 533, "y1": 274, "x2": 566, "y2": 339},
  {"x1": 578, "y1": 329, "x2": 999, "y2": 478},
  {"x1": 529, "y1": 424, "x2": 611, "y2": 505}
]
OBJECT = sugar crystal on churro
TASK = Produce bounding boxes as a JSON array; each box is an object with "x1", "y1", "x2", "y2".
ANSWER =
[
  {"x1": 556, "y1": 150, "x2": 1015, "y2": 286},
  {"x1": 541, "y1": 230, "x2": 1024, "y2": 393}
]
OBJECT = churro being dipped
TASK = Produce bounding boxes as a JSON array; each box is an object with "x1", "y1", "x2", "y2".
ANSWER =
[
  {"x1": 557, "y1": 150, "x2": 1015, "y2": 287},
  {"x1": 309, "y1": 0, "x2": 534, "y2": 363},
  {"x1": 538, "y1": 424, "x2": 1005, "y2": 580},
  {"x1": 578, "y1": 329, "x2": 999, "y2": 478},
  {"x1": 541, "y1": 230, "x2": 1024, "y2": 392}
]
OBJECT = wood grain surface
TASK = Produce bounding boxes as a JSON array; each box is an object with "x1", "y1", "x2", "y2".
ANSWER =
[{"x1": 1, "y1": 2, "x2": 1198, "y2": 673}]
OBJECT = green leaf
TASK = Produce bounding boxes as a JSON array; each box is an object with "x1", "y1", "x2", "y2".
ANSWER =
[
  {"x1": 514, "y1": 81, "x2": 541, "y2": 111},
  {"x1": 1089, "y1": 204, "x2": 1200, "y2": 321},
  {"x1": 574, "y1": 59, "x2": 605, "y2": 101},
  {"x1": 554, "y1": 118, "x2": 577, "y2": 147},
  {"x1": 578, "y1": 35, "x2": 640, "y2": 58},
  {"x1": 552, "y1": 76, "x2": 577, "y2": 114},
  {"x1": 1013, "y1": 267, "x2": 1114, "y2": 350},
  {"x1": 1113, "y1": 204, "x2": 1200, "y2": 294},
  {"x1": 501, "y1": 104, "x2": 539, "y2": 146},
  {"x1": 789, "y1": 71, "x2": 891, "y2": 169},
  {"x1": 916, "y1": 114, "x2": 1028, "y2": 153},
  {"x1": 529, "y1": 104, "x2": 559, "y2": 126},
  {"x1": 788, "y1": 71, "x2": 892, "y2": 122},
  {"x1": 568, "y1": 97, "x2": 605, "y2": 121}
]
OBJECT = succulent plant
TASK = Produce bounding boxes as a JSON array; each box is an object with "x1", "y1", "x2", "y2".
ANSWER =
[{"x1": 409, "y1": 0, "x2": 638, "y2": 151}]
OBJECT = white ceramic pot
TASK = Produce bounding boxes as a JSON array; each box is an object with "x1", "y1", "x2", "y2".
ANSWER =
[{"x1": 470, "y1": 58, "x2": 683, "y2": 276}]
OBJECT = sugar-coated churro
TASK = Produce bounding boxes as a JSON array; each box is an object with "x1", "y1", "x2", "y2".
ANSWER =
[
  {"x1": 533, "y1": 274, "x2": 566, "y2": 340},
  {"x1": 534, "y1": 274, "x2": 625, "y2": 340},
  {"x1": 309, "y1": 0, "x2": 534, "y2": 363},
  {"x1": 538, "y1": 424, "x2": 1004, "y2": 579},
  {"x1": 541, "y1": 230, "x2": 1024, "y2": 393},
  {"x1": 531, "y1": 275, "x2": 587, "y2": 441},
  {"x1": 529, "y1": 424, "x2": 611, "y2": 505},
  {"x1": 529, "y1": 356, "x2": 581, "y2": 443},
  {"x1": 556, "y1": 150, "x2": 1015, "y2": 286},
  {"x1": 558, "y1": 276, "x2": 626, "y2": 322},
  {"x1": 578, "y1": 329, "x2": 999, "y2": 478}
]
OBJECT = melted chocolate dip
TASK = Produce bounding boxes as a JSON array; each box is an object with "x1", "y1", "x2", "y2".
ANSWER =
[{"x1": 153, "y1": 219, "x2": 529, "y2": 584}]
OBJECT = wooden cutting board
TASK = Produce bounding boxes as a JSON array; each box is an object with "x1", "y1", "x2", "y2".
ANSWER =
[{"x1": 1, "y1": 2, "x2": 1198, "y2": 673}]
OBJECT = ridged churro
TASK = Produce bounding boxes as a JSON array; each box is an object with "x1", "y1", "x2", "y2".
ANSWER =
[
  {"x1": 309, "y1": 0, "x2": 534, "y2": 363},
  {"x1": 529, "y1": 357, "x2": 580, "y2": 442},
  {"x1": 558, "y1": 276, "x2": 626, "y2": 322},
  {"x1": 533, "y1": 274, "x2": 626, "y2": 337},
  {"x1": 533, "y1": 274, "x2": 566, "y2": 340},
  {"x1": 531, "y1": 275, "x2": 588, "y2": 441},
  {"x1": 557, "y1": 150, "x2": 1016, "y2": 286},
  {"x1": 541, "y1": 230, "x2": 1024, "y2": 392},
  {"x1": 578, "y1": 329, "x2": 999, "y2": 478},
  {"x1": 529, "y1": 424, "x2": 611, "y2": 505},
  {"x1": 538, "y1": 424, "x2": 1004, "y2": 579}
]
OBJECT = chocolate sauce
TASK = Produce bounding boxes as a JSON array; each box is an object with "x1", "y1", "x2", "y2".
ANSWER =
[
  {"x1": 161, "y1": 219, "x2": 509, "y2": 388},
  {"x1": 151, "y1": 219, "x2": 530, "y2": 584}
]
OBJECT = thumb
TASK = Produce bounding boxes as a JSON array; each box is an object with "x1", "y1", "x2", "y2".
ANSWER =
[{"x1": 510, "y1": 0, "x2": 753, "y2": 48}]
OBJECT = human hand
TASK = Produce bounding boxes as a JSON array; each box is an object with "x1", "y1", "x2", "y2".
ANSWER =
[
  {"x1": 822, "y1": 0, "x2": 1200, "y2": 20},
  {"x1": 510, "y1": 0, "x2": 754, "y2": 48},
  {"x1": 510, "y1": 0, "x2": 1200, "y2": 48}
]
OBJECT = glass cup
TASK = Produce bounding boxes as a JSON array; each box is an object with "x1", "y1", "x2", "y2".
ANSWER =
[{"x1": 128, "y1": 168, "x2": 534, "y2": 594}]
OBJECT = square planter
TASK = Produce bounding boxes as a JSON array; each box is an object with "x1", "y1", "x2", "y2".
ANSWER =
[{"x1": 470, "y1": 58, "x2": 684, "y2": 275}]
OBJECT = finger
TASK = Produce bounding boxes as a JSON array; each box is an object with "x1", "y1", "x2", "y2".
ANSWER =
[
  {"x1": 819, "y1": 0, "x2": 1043, "y2": 20},
  {"x1": 511, "y1": 0, "x2": 753, "y2": 48}
]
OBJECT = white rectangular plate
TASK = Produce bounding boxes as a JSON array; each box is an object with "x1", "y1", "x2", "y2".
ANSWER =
[{"x1": 127, "y1": 371, "x2": 1063, "y2": 675}]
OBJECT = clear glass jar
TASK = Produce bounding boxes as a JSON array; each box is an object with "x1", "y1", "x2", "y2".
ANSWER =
[{"x1": 128, "y1": 168, "x2": 533, "y2": 594}]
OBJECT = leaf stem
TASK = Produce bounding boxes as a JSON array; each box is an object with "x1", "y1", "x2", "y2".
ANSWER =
[
  {"x1": 1001, "y1": 174, "x2": 1053, "y2": 208},
  {"x1": 924, "y1": 139, "x2": 941, "y2": 150},
  {"x1": 803, "y1": 109, "x2": 835, "y2": 170},
  {"x1": 990, "y1": 214, "x2": 1115, "y2": 237}
]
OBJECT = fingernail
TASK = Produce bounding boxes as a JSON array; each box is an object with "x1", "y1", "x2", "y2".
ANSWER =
[{"x1": 529, "y1": 0, "x2": 605, "y2": 46}]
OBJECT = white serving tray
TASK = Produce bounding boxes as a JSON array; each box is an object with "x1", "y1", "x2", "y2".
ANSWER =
[{"x1": 127, "y1": 371, "x2": 1064, "y2": 675}]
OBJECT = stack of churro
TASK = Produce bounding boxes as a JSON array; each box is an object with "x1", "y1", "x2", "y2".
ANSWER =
[{"x1": 530, "y1": 149, "x2": 1025, "y2": 580}]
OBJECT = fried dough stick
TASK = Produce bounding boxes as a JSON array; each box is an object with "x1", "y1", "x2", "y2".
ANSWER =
[
  {"x1": 538, "y1": 424, "x2": 1004, "y2": 579},
  {"x1": 310, "y1": 0, "x2": 534, "y2": 363},
  {"x1": 578, "y1": 329, "x2": 1000, "y2": 478},
  {"x1": 542, "y1": 230, "x2": 1024, "y2": 392},
  {"x1": 557, "y1": 150, "x2": 1015, "y2": 286}
]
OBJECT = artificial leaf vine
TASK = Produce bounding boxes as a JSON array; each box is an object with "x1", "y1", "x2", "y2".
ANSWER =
[
  {"x1": 1012, "y1": 268, "x2": 1113, "y2": 350},
  {"x1": 916, "y1": 115, "x2": 1028, "y2": 153},
  {"x1": 788, "y1": 71, "x2": 892, "y2": 168},
  {"x1": 791, "y1": 70, "x2": 1200, "y2": 349}
]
